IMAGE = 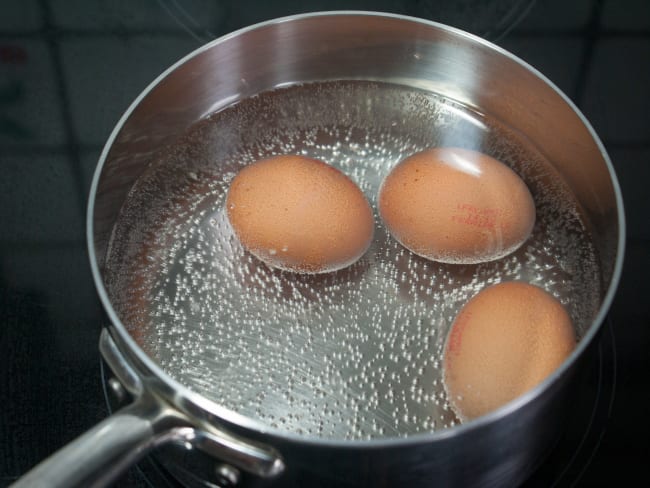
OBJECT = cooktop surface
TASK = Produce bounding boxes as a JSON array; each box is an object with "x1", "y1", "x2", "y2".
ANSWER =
[{"x1": 1, "y1": 1, "x2": 648, "y2": 486}]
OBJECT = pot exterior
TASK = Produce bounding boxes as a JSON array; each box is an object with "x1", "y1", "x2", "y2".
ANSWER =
[{"x1": 90, "y1": 12, "x2": 623, "y2": 488}]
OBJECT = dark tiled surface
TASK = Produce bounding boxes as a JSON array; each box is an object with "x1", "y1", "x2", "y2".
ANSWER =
[
  {"x1": 514, "y1": 0, "x2": 592, "y2": 31},
  {"x1": 497, "y1": 37, "x2": 585, "y2": 96},
  {"x1": 1, "y1": 0, "x2": 649, "y2": 487},
  {"x1": 0, "y1": 0, "x2": 43, "y2": 31},
  {"x1": 59, "y1": 36, "x2": 200, "y2": 145},
  {"x1": 49, "y1": 0, "x2": 226, "y2": 32},
  {"x1": 0, "y1": 154, "x2": 84, "y2": 243},
  {"x1": 591, "y1": 239, "x2": 650, "y2": 483},
  {"x1": 1, "y1": 245, "x2": 103, "y2": 326},
  {"x1": 607, "y1": 147, "x2": 650, "y2": 240},
  {"x1": 581, "y1": 38, "x2": 650, "y2": 143},
  {"x1": 0, "y1": 40, "x2": 66, "y2": 146},
  {"x1": 601, "y1": 0, "x2": 650, "y2": 30}
]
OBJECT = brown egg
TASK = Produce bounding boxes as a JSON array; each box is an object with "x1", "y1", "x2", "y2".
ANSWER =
[
  {"x1": 226, "y1": 155, "x2": 374, "y2": 273},
  {"x1": 443, "y1": 282, "x2": 576, "y2": 420},
  {"x1": 378, "y1": 147, "x2": 536, "y2": 264}
]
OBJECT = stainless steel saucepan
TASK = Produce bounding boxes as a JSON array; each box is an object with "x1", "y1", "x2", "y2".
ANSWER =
[{"x1": 13, "y1": 12, "x2": 624, "y2": 488}]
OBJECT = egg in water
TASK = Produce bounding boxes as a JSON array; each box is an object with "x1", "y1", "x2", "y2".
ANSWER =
[
  {"x1": 378, "y1": 147, "x2": 536, "y2": 264},
  {"x1": 443, "y1": 281, "x2": 576, "y2": 420},
  {"x1": 226, "y1": 154, "x2": 374, "y2": 273}
]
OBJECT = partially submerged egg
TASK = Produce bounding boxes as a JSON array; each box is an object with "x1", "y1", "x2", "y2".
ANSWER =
[
  {"x1": 226, "y1": 154, "x2": 374, "y2": 273},
  {"x1": 378, "y1": 147, "x2": 536, "y2": 264},
  {"x1": 443, "y1": 281, "x2": 576, "y2": 420}
]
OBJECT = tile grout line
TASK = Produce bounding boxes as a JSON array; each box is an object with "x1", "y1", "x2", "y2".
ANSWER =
[
  {"x1": 0, "y1": 144, "x2": 103, "y2": 155},
  {"x1": 2, "y1": 29, "x2": 650, "y2": 39},
  {"x1": 0, "y1": 241, "x2": 87, "y2": 251},
  {"x1": 37, "y1": 0, "x2": 92, "y2": 216},
  {"x1": 0, "y1": 29, "x2": 198, "y2": 39},
  {"x1": 572, "y1": 0, "x2": 604, "y2": 107}
]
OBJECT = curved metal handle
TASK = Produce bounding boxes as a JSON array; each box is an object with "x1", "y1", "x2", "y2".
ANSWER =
[
  {"x1": 98, "y1": 328, "x2": 285, "y2": 479},
  {"x1": 10, "y1": 397, "x2": 169, "y2": 488}
]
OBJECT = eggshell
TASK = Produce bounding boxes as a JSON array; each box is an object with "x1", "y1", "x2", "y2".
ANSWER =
[
  {"x1": 443, "y1": 281, "x2": 576, "y2": 420},
  {"x1": 378, "y1": 147, "x2": 536, "y2": 264},
  {"x1": 226, "y1": 155, "x2": 374, "y2": 273}
]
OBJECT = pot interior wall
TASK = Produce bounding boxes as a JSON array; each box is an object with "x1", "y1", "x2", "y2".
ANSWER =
[{"x1": 92, "y1": 14, "x2": 619, "y2": 289}]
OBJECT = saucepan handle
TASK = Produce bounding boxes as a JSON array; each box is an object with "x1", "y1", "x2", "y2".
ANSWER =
[{"x1": 10, "y1": 396, "x2": 167, "y2": 488}]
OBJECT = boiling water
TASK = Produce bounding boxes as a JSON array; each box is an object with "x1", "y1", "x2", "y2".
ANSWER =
[{"x1": 105, "y1": 81, "x2": 601, "y2": 440}]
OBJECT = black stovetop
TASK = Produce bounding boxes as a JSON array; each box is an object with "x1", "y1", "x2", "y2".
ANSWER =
[{"x1": 1, "y1": 1, "x2": 649, "y2": 486}]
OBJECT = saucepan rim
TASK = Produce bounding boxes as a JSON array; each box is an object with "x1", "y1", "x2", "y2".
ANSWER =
[{"x1": 86, "y1": 10, "x2": 626, "y2": 448}]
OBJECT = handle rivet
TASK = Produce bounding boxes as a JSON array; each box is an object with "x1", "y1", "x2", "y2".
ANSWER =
[
  {"x1": 107, "y1": 377, "x2": 126, "y2": 404},
  {"x1": 215, "y1": 463, "x2": 240, "y2": 486}
]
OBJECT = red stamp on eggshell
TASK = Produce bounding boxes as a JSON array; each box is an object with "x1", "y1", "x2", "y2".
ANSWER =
[
  {"x1": 447, "y1": 310, "x2": 472, "y2": 354},
  {"x1": 451, "y1": 203, "x2": 502, "y2": 229}
]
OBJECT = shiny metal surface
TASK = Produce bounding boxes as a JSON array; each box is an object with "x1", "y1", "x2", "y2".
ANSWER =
[
  {"x1": 107, "y1": 377, "x2": 128, "y2": 405},
  {"x1": 100, "y1": 329, "x2": 286, "y2": 479},
  {"x1": 84, "y1": 11, "x2": 622, "y2": 487},
  {"x1": 214, "y1": 464, "x2": 241, "y2": 487}
]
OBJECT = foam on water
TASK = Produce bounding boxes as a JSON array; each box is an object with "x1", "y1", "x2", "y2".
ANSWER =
[{"x1": 104, "y1": 81, "x2": 601, "y2": 440}]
